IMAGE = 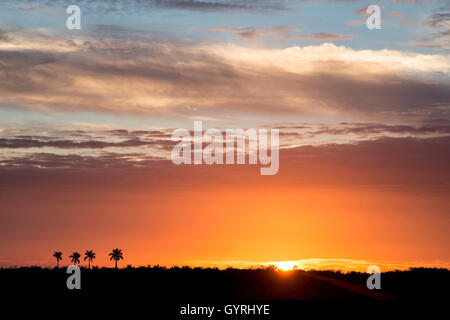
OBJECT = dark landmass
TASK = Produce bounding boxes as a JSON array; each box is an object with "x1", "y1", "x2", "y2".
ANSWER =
[{"x1": 1, "y1": 266, "x2": 448, "y2": 301}]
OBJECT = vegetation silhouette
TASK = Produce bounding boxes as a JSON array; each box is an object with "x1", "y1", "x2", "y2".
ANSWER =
[
  {"x1": 84, "y1": 250, "x2": 96, "y2": 270},
  {"x1": 52, "y1": 251, "x2": 62, "y2": 268},
  {"x1": 109, "y1": 248, "x2": 123, "y2": 269},
  {"x1": 69, "y1": 252, "x2": 81, "y2": 265},
  {"x1": 1, "y1": 265, "x2": 448, "y2": 302}
]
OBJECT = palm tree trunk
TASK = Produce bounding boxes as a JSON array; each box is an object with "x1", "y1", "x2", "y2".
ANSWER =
[
  {"x1": 115, "y1": 259, "x2": 118, "y2": 269},
  {"x1": 88, "y1": 260, "x2": 91, "y2": 270}
]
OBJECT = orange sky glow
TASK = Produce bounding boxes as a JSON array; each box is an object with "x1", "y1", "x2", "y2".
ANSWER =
[{"x1": 1, "y1": 1, "x2": 449, "y2": 271}]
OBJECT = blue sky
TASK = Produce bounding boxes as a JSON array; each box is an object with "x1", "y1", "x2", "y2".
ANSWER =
[{"x1": 0, "y1": 0, "x2": 447, "y2": 52}]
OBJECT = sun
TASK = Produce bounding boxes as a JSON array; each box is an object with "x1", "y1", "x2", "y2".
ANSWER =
[{"x1": 275, "y1": 261, "x2": 297, "y2": 271}]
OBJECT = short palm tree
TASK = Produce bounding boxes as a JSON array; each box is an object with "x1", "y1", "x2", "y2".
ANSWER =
[
  {"x1": 53, "y1": 251, "x2": 62, "y2": 268},
  {"x1": 84, "y1": 250, "x2": 96, "y2": 269},
  {"x1": 69, "y1": 252, "x2": 81, "y2": 265},
  {"x1": 109, "y1": 248, "x2": 123, "y2": 269}
]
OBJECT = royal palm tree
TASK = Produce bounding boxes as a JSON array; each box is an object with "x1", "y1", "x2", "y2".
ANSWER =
[
  {"x1": 53, "y1": 251, "x2": 62, "y2": 268},
  {"x1": 69, "y1": 251, "x2": 81, "y2": 265},
  {"x1": 84, "y1": 250, "x2": 96, "y2": 269},
  {"x1": 109, "y1": 248, "x2": 123, "y2": 269}
]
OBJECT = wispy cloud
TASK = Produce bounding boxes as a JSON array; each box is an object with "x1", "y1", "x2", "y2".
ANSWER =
[
  {"x1": 201, "y1": 25, "x2": 300, "y2": 39},
  {"x1": 202, "y1": 25, "x2": 353, "y2": 40},
  {"x1": 9, "y1": 0, "x2": 290, "y2": 14},
  {"x1": 415, "y1": 8, "x2": 450, "y2": 50},
  {"x1": 425, "y1": 12, "x2": 450, "y2": 28},
  {"x1": 298, "y1": 32, "x2": 354, "y2": 40}
]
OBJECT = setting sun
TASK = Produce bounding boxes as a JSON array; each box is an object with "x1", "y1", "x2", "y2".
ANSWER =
[{"x1": 275, "y1": 261, "x2": 297, "y2": 271}]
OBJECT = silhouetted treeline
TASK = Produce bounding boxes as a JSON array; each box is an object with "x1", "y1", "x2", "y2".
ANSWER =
[{"x1": 1, "y1": 266, "x2": 448, "y2": 301}]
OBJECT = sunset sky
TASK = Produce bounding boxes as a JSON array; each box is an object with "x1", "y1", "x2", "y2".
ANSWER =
[{"x1": 0, "y1": 0, "x2": 449, "y2": 270}]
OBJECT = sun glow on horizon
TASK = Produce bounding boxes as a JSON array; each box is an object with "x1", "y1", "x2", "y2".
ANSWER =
[{"x1": 274, "y1": 261, "x2": 297, "y2": 271}]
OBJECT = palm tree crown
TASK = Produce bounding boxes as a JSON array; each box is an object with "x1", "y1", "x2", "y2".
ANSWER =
[
  {"x1": 84, "y1": 250, "x2": 96, "y2": 269},
  {"x1": 69, "y1": 251, "x2": 81, "y2": 264},
  {"x1": 109, "y1": 248, "x2": 123, "y2": 269},
  {"x1": 53, "y1": 251, "x2": 62, "y2": 268}
]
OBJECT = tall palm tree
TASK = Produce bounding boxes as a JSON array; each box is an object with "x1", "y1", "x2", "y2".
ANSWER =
[
  {"x1": 69, "y1": 251, "x2": 81, "y2": 265},
  {"x1": 109, "y1": 248, "x2": 123, "y2": 269},
  {"x1": 53, "y1": 251, "x2": 62, "y2": 268},
  {"x1": 84, "y1": 250, "x2": 96, "y2": 270}
]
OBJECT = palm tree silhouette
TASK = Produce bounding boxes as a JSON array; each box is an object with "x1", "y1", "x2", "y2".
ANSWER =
[
  {"x1": 84, "y1": 250, "x2": 96, "y2": 269},
  {"x1": 69, "y1": 252, "x2": 81, "y2": 265},
  {"x1": 109, "y1": 248, "x2": 123, "y2": 269},
  {"x1": 53, "y1": 251, "x2": 62, "y2": 268}
]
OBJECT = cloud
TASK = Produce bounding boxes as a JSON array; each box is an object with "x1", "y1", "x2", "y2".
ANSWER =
[
  {"x1": 0, "y1": 152, "x2": 164, "y2": 169},
  {"x1": 298, "y1": 33, "x2": 354, "y2": 41},
  {"x1": 1, "y1": 136, "x2": 449, "y2": 193},
  {"x1": 202, "y1": 26, "x2": 353, "y2": 41},
  {"x1": 425, "y1": 13, "x2": 450, "y2": 28},
  {"x1": 334, "y1": 122, "x2": 449, "y2": 138},
  {"x1": 0, "y1": 29, "x2": 11, "y2": 42},
  {"x1": 0, "y1": 49, "x2": 60, "y2": 69},
  {"x1": 270, "y1": 119, "x2": 450, "y2": 138},
  {"x1": 391, "y1": 0, "x2": 430, "y2": 4},
  {"x1": 83, "y1": 24, "x2": 153, "y2": 39},
  {"x1": 345, "y1": 20, "x2": 365, "y2": 26},
  {"x1": 201, "y1": 25, "x2": 299, "y2": 39},
  {"x1": 279, "y1": 135, "x2": 450, "y2": 191},
  {"x1": 10, "y1": 1, "x2": 63, "y2": 14},
  {"x1": 355, "y1": 6, "x2": 370, "y2": 16},
  {"x1": 0, "y1": 31, "x2": 449, "y2": 121},
  {"x1": 330, "y1": 121, "x2": 450, "y2": 136},
  {"x1": 0, "y1": 137, "x2": 171, "y2": 149},
  {"x1": 415, "y1": 10, "x2": 450, "y2": 50},
  {"x1": 388, "y1": 11, "x2": 415, "y2": 26},
  {"x1": 9, "y1": 0, "x2": 289, "y2": 14},
  {"x1": 0, "y1": 128, "x2": 177, "y2": 165},
  {"x1": 258, "y1": 119, "x2": 450, "y2": 147},
  {"x1": 151, "y1": 0, "x2": 286, "y2": 11},
  {"x1": 2, "y1": 119, "x2": 449, "y2": 166}
]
